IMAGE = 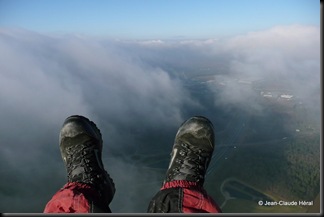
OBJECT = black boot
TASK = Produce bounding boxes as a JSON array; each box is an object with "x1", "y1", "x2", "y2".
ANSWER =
[
  {"x1": 164, "y1": 116, "x2": 215, "y2": 186},
  {"x1": 59, "y1": 115, "x2": 115, "y2": 206}
]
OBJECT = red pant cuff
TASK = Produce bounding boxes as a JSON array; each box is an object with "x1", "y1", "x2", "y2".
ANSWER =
[{"x1": 161, "y1": 180, "x2": 201, "y2": 190}]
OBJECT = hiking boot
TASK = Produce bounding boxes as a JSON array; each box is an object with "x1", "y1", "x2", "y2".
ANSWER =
[
  {"x1": 59, "y1": 115, "x2": 115, "y2": 204},
  {"x1": 164, "y1": 116, "x2": 215, "y2": 186}
]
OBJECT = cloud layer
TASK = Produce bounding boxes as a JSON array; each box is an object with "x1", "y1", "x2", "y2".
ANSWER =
[{"x1": 0, "y1": 25, "x2": 320, "y2": 212}]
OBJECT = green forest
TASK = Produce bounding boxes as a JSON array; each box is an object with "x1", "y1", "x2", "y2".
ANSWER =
[
  {"x1": 204, "y1": 99, "x2": 320, "y2": 212},
  {"x1": 224, "y1": 132, "x2": 319, "y2": 201}
]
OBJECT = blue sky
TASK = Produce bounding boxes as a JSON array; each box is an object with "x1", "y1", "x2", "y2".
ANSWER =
[{"x1": 0, "y1": 0, "x2": 320, "y2": 39}]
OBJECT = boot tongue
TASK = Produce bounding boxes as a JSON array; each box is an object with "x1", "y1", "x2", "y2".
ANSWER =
[
  {"x1": 70, "y1": 166, "x2": 85, "y2": 180},
  {"x1": 180, "y1": 149, "x2": 206, "y2": 182}
]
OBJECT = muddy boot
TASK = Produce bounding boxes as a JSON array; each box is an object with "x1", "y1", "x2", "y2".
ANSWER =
[
  {"x1": 164, "y1": 116, "x2": 215, "y2": 186},
  {"x1": 59, "y1": 115, "x2": 115, "y2": 208}
]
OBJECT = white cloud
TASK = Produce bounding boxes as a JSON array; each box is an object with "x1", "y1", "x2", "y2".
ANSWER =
[
  {"x1": 207, "y1": 25, "x2": 320, "y2": 108},
  {"x1": 0, "y1": 29, "x2": 197, "y2": 212}
]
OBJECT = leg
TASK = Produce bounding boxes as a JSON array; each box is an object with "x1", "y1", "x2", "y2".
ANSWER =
[
  {"x1": 44, "y1": 182, "x2": 112, "y2": 213},
  {"x1": 147, "y1": 116, "x2": 222, "y2": 213},
  {"x1": 44, "y1": 115, "x2": 115, "y2": 213}
]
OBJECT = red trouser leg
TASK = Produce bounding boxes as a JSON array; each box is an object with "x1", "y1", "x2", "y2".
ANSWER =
[
  {"x1": 44, "y1": 182, "x2": 111, "y2": 213},
  {"x1": 147, "y1": 180, "x2": 222, "y2": 213}
]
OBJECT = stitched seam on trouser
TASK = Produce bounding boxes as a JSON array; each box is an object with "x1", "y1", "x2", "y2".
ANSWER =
[
  {"x1": 76, "y1": 194, "x2": 79, "y2": 211},
  {"x1": 179, "y1": 188, "x2": 183, "y2": 212},
  {"x1": 198, "y1": 190, "x2": 203, "y2": 209}
]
